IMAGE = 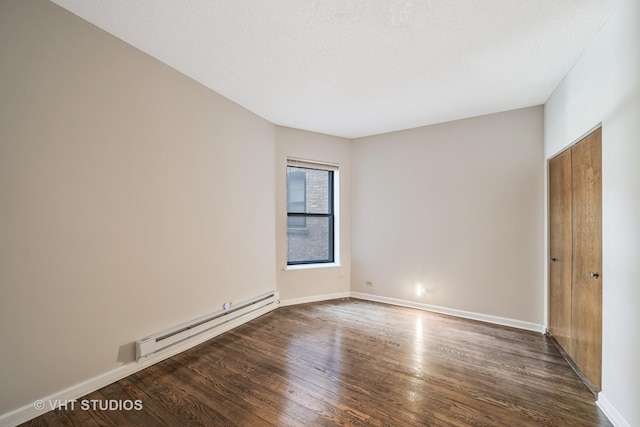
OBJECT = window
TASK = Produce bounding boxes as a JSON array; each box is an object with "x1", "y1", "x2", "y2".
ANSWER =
[{"x1": 286, "y1": 160, "x2": 337, "y2": 265}]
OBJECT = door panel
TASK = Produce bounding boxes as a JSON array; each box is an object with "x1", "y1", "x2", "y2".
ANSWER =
[
  {"x1": 548, "y1": 150, "x2": 573, "y2": 353},
  {"x1": 571, "y1": 128, "x2": 602, "y2": 389}
]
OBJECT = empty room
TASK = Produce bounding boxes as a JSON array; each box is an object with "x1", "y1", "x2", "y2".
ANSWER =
[{"x1": 1, "y1": 1, "x2": 638, "y2": 426}]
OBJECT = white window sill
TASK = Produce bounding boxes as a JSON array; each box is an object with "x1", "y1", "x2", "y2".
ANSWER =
[{"x1": 285, "y1": 262, "x2": 341, "y2": 271}]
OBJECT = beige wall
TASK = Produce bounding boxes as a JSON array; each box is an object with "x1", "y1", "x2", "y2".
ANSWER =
[
  {"x1": 0, "y1": 0, "x2": 276, "y2": 415},
  {"x1": 276, "y1": 127, "x2": 352, "y2": 302},
  {"x1": 351, "y1": 107, "x2": 544, "y2": 324},
  {"x1": 544, "y1": 0, "x2": 640, "y2": 423}
]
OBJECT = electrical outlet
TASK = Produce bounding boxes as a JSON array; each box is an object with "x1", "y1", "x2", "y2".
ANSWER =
[
  {"x1": 366, "y1": 281, "x2": 373, "y2": 286},
  {"x1": 338, "y1": 273, "x2": 345, "y2": 279}
]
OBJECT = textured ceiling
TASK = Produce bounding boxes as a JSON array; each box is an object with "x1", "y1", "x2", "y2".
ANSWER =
[{"x1": 50, "y1": 0, "x2": 619, "y2": 138}]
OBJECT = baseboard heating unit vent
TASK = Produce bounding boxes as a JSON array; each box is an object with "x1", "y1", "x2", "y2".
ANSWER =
[{"x1": 135, "y1": 291, "x2": 279, "y2": 361}]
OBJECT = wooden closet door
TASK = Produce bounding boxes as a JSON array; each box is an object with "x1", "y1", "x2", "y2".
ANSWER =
[
  {"x1": 571, "y1": 128, "x2": 602, "y2": 390},
  {"x1": 548, "y1": 149, "x2": 573, "y2": 353}
]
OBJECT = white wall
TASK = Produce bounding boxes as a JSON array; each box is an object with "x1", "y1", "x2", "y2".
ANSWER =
[
  {"x1": 276, "y1": 127, "x2": 352, "y2": 302},
  {"x1": 0, "y1": 0, "x2": 276, "y2": 416},
  {"x1": 352, "y1": 107, "x2": 544, "y2": 324},
  {"x1": 544, "y1": 0, "x2": 640, "y2": 424}
]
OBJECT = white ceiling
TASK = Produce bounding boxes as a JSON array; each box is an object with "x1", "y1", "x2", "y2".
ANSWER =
[{"x1": 51, "y1": 0, "x2": 618, "y2": 138}]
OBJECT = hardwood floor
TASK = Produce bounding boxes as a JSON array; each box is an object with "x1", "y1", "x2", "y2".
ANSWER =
[{"x1": 23, "y1": 299, "x2": 612, "y2": 426}]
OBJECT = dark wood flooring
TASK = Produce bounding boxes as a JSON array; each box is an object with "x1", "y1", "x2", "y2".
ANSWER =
[{"x1": 23, "y1": 299, "x2": 612, "y2": 426}]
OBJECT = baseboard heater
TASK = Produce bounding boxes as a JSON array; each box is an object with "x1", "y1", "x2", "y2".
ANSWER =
[{"x1": 135, "y1": 291, "x2": 279, "y2": 361}]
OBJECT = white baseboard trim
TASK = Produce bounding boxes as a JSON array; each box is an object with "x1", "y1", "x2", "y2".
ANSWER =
[
  {"x1": 0, "y1": 302, "x2": 278, "y2": 427},
  {"x1": 279, "y1": 291, "x2": 351, "y2": 307},
  {"x1": 597, "y1": 392, "x2": 631, "y2": 427},
  {"x1": 350, "y1": 292, "x2": 545, "y2": 333}
]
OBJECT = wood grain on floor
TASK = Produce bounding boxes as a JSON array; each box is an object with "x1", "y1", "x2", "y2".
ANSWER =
[{"x1": 23, "y1": 299, "x2": 612, "y2": 426}]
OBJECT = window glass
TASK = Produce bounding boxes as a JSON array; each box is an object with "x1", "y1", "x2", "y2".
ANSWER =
[{"x1": 286, "y1": 165, "x2": 334, "y2": 265}]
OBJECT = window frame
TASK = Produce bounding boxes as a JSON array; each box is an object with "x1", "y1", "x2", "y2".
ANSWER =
[{"x1": 286, "y1": 159, "x2": 338, "y2": 266}]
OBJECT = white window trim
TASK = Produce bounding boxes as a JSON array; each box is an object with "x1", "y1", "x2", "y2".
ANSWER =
[{"x1": 285, "y1": 262, "x2": 341, "y2": 271}]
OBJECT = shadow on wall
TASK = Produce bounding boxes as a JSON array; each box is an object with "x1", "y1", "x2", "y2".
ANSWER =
[{"x1": 117, "y1": 343, "x2": 136, "y2": 364}]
